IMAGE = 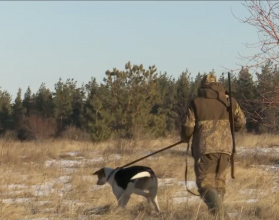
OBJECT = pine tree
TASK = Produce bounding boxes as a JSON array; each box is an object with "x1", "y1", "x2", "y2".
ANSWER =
[
  {"x1": 35, "y1": 83, "x2": 54, "y2": 118},
  {"x1": 12, "y1": 88, "x2": 26, "y2": 130},
  {"x1": 155, "y1": 72, "x2": 178, "y2": 133},
  {"x1": 175, "y1": 70, "x2": 192, "y2": 129},
  {"x1": 255, "y1": 61, "x2": 279, "y2": 133},
  {"x1": 82, "y1": 78, "x2": 114, "y2": 141},
  {"x1": 190, "y1": 72, "x2": 205, "y2": 96},
  {"x1": 22, "y1": 87, "x2": 33, "y2": 116},
  {"x1": 70, "y1": 82, "x2": 85, "y2": 128},
  {"x1": 53, "y1": 78, "x2": 73, "y2": 132},
  {"x1": 0, "y1": 88, "x2": 13, "y2": 134},
  {"x1": 218, "y1": 72, "x2": 226, "y2": 87},
  {"x1": 235, "y1": 67, "x2": 255, "y2": 132},
  {"x1": 104, "y1": 62, "x2": 164, "y2": 138},
  {"x1": 236, "y1": 67, "x2": 255, "y2": 100}
]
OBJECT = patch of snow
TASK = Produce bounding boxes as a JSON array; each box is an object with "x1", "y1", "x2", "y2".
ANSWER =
[
  {"x1": 31, "y1": 176, "x2": 72, "y2": 197},
  {"x1": 91, "y1": 185, "x2": 110, "y2": 191},
  {"x1": 76, "y1": 156, "x2": 85, "y2": 159},
  {"x1": 35, "y1": 201, "x2": 50, "y2": 206},
  {"x1": 255, "y1": 165, "x2": 279, "y2": 171},
  {"x1": 58, "y1": 183, "x2": 72, "y2": 197},
  {"x1": 178, "y1": 180, "x2": 196, "y2": 189},
  {"x1": 45, "y1": 157, "x2": 105, "y2": 168},
  {"x1": 32, "y1": 182, "x2": 53, "y2": 192},
  {"x1": 40, "y1": 208, "x2": 56, "y2": 213},
  {"x1": 246, "y1": 198, "x2": 258, "y2": 203},
  {"x1": 3, "y1": 176, "x2": 73, "y2": 199},
  {"x1": 158, "y1": 178, "x2": 176, "y2": 187},
  {"x1": 239, "y1": 189, "x2": 267, "y2": 196},
  {"x1": 56, "y1": 175, "x2": 71, "y2": 184},
  {"x1": 7, "y1": 184, "x2": 28, "y2": 190},
  {"x1": 33, "y1": 188, "x2": 54, "y2": 197},
  {"x1": 158, "y1": 178, "x2": 196, "y2": 188},
  {"x1": 45, "y1": 159, "x2": 83, "y2": 168},
  {"x1": 62, "y1": 167, "x2": 77, "y2": 174},
  {"x1": 2, "y1": 198, "x2": 31, "y2": 204},
  {"x1": 238, "y1": 147, "x2": 279, "y2": 155},
  {"x1": 18, "y1": 218, "x2": 50, "y2": 220},
  {"x1": 82, "y1": 175, "x2": 95, "y2": 181},
  {"x1": 228, "y1": 211, "x2": 239, "y2": 218},
  {"x1": 64, "y1": 151, "x2": 80, "y2": 157},
  {"x1": 112, "y1": 154, "x2": 122, "y2": 160},
  {"x1": 3, "y1": 190, "x2": 27, "y2": 196},
  {"x1": 173, "y1": 196, "x2": 200, "y2": 204},
  {"x1": 86, "y1": 157, "x2": 105, "y2": 164},
  {"x1": 45, "y1": 153, "x2": 122, "y2": 169},
  {"x1": 175, "y1": 147, "x2": 188, "y2": 151}
]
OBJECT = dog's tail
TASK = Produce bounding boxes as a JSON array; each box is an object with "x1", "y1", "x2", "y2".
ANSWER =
[
  {"x1": 130, "y1": 171, "x2": 151, "y2": 180},
  {"x1": 130, "y1": 168, "x2": 157, "y2": 182}
]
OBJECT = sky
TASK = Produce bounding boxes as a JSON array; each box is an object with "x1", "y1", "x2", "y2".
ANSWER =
[{"x1": 0, "y1": 1, "x2": 260, "y2": 100}]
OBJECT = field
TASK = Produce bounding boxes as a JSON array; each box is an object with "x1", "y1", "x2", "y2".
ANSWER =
[{"x1": 0, "y1": 134, "x2": 278, "y2": 220}]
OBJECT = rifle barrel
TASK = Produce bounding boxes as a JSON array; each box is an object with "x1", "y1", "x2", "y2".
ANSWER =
[{"x1": 228, "y1": 72, "x2": 236, "y2": 179}]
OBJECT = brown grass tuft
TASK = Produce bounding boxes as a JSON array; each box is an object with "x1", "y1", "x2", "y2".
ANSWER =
[{"x1": 0, "y1": 135, "x2": 278, "y2": 219}]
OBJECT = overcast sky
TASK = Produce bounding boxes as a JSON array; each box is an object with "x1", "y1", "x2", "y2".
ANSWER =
[{"x1": 0, "y1": 1, "x2": 259, "y2": 99}]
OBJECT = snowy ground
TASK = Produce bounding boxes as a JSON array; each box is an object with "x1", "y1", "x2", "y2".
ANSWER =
[{"x1": 1, "y1": 146, "x2": 279, "y2": 220}]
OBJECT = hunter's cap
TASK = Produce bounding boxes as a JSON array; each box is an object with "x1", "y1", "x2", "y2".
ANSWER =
[{"x1": 201, "y1": 73, "x2": 217, "y2": 86}]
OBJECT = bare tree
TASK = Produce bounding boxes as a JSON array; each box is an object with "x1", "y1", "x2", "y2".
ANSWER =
[
  {"x1": 230, "y1": 0, "x2": 279, "y2": 72},
  {"x1": 222, "y1": 1, "x2": 279, "y2": 133},
  {"x1": 18, "y1": 114, "x2": 56, "y2": 140}
]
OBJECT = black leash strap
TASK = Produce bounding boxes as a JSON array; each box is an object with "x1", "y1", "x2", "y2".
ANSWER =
[
  {"x1": 121, "y1": 140, "x2": 183, "y2": 168},
  {"x1": 106, "y1": 168, "x2": 118, "y2": 182},
  {"x1": 185, "y1": 143, "x2": 200, "y2": 196},
  {"x1": 106, "y1": 141, "x2": 183, "y2": 182}
]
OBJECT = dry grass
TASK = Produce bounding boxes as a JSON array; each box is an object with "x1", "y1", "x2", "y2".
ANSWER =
[{"x1": 0, "y1": 134, "x2": 278, "y2": 219}]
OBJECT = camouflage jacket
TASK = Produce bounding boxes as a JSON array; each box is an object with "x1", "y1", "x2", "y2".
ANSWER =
[{"x1": 181, "y1": 83, "x2": 246, "y2": 157}]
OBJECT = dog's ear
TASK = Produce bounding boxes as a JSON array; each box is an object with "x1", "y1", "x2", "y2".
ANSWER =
[{"x1": 92, "y1": 168, "x2": 104, "y2": 176}]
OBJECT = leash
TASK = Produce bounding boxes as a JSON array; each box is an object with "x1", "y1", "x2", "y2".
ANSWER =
[
  {"x1": 185, "y1": 143, "x2": 200, "y2": 196},
  {"x1": 106, "y1": 141, "x2": 183, "y2": 181},
  {"x1": 122, "y1": 140, "x2": 184, "y2": 168},
  {"x1": 106, "y1": 140, "x2": 200, "y2": 197}
]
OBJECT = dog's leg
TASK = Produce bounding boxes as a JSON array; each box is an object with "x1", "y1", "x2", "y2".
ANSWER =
[
  {"x1": 149, "y1": 186, "x2": 160, "y2": 213},
  {"x1": 112, "y1": 185, "x2": 125, "y2": 207},
  {"x1": 150, "y1": 195, "x2": 160, "y2": 213},
  {"x1": 119, "y1": 193, "x2": 131, "y2": 208},
  {"x1": 114, "y1": 184, "x2": 132, "y2": 209}
]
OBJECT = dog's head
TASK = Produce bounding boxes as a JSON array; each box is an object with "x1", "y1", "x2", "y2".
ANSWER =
[{"x1": 92, "y1": 168, "x2": 107, "y2": 185}]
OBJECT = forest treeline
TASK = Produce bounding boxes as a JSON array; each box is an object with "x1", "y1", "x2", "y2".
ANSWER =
[{"x1": 1, "y1": 61, "x2": 278, "y2": 141}]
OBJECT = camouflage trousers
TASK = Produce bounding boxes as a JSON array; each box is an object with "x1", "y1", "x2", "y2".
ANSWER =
[
  {"x1": 194, "y1": 153, "x2": 231, "y2": 220},
  {"x1": 194, "y1": 153, "x2": 230, "y2": 196}
]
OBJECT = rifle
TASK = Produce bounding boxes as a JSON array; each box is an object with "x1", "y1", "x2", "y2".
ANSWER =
[{"x1": 228, "y1": 72, "x2": 236, "y2": 179}]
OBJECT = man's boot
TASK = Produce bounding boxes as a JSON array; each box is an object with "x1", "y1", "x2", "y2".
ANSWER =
[{"x1": 200, "y1": 188, "x2": 223, "y2": 219}]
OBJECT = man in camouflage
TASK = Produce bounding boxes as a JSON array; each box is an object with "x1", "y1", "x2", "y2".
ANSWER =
[{"x1": 181, "y1": 74, "x2": 246, "y2": 219}]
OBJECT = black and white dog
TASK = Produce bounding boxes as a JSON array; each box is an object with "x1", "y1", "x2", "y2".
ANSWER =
[{"x1": 92, "y1": 166, "x2": 160, "y2": 212}]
